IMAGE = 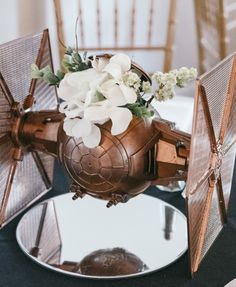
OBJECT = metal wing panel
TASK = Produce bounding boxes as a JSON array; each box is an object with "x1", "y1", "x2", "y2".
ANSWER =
[
  {"x1": 0, "y1": 33, "x2": 43, "y2": 104},
  {"x1": 0, "y1": 31, "x2": 58, "y2": 227},
  {"x1": 185, "y1": 86, "x2": 212, "y2": 194},
  {"x1": 34, "y1": 151, "x2": 55, "y2": 184},
  {"x1": 187, "y1": 53, "x2": 236, "y2": 275},
  {"x1": 219, "y1": 69, "x2": 236, "y2": 211},
  {"x1": 200, "y1": 55, "x2": 234, "y2": 139},
  {"x1": 185, "y1": 85, "x2": 214, "y2": 273},
  {"x1": 0, "y1": 86, "x2": 11, "y2": 141},
  {"x1": 187, "y1": 178, "x2": 211, "y2": 272},
  {"x1": 0, "y1": 140, "x2": 14, "y2": 205},
  {"x1": 4, "y1": 152, "x2": 50, "y2": 225},
  {"x1": 200, "y1": 185, "x2": 223, "y2": 261},
  {"x1": 32, "y1": 32, "x2": 58, "y2": 111},
  {"x1": 220, "y1": 144, "x2": 236, "y2": 210}
]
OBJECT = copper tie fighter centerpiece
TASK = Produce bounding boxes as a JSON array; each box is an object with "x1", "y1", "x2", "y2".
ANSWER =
[{"x1": 0, "y1": 30, "x2": 236, "y2": 275}]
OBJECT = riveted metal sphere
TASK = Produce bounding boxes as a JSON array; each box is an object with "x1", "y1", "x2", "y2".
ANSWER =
[{"x1": 58, "y1": 117, "x2": 159, "y2": 201}]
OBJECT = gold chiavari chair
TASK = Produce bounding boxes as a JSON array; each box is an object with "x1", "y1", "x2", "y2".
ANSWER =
[
  {"x1": 53, "y1": 0, "x2": 177, "y2": 72},
  {"x1": 195, "y1": 0, "x2": 236, "y2": 73}
]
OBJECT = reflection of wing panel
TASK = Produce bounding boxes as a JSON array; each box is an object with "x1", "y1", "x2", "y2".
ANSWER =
[
  {"x1": 200, "y1": 56, "x2": 234, "y2": 139},
  {"x1": 4, "y1": 152, "x2": 50, "y2": 225},
  {"x1": 0, "y1": 33, "x2": 43, "y2": 104},
  {"x1": 40, "y1": 201, "x2": 61, "y2": 263},
  {"x1": 18, "y1": 201, "x2": 61, "y2": 264},
  {"x1": 18, "y1": 204, "x2": 44, "y2": 252},
  {"x1": 33, "y1": 31, "x2": 58, "y2": 111}
]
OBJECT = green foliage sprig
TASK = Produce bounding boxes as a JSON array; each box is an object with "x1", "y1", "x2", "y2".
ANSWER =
[
  {"x1": 31, "y1": 64, "x2": 64, "y2": 87},
  {"x1": 126, "y1": 93, "x2": 154, "y2": 118},
  {"x1": 31, "y1": 47, "x2": 91, "y2": 87},
  {"x1": 62, "y1": 47, "x2": 91, "y2": 72}
]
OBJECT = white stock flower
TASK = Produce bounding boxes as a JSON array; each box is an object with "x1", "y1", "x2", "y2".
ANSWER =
[
  {"x1": 152, "y1": 72, "x2": 164, "y2": 84},
  {"x1": 152, "y1": 67, "x2": 197, "y2": 102},
  {"x1": 172, "y1": 67, "x2": 198, "y2": 87},
  {"x1": 142, "y1": 81, "x2": 151, "y2": 93},
  {"x1": 122, "y1": 71, "x2": 141, "y2": 91},
  {"x1": 155, "y1": 83, "x2": 175, "y2": 101}
]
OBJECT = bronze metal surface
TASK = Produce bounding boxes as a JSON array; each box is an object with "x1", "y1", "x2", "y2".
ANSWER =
[
  {"x1": 0, "y1": 30, "x2": 58, "y2": 227},
  {"x1": 0, "y1": 30, "x2": 189, "y2": 227},
  {"x1": 1, "y1": 31, "x2": 236, "y2": 277},
  {"x1": 186, "y1": 53, "x2": 236, "y2": 275},
  {"x1": 15, "y1": 57, "x2": 189, "y2": 207}
]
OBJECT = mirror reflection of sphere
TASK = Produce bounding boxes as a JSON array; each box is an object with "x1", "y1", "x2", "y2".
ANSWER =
[{"x1": 79, "y1": 248, "x2": 148, "y2": 276}]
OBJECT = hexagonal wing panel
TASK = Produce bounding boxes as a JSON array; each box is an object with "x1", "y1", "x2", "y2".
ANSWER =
[
  {"x1": 186, "y1": 53, "x2": 236, "y2": 275},
  {"x1": 0, "y1": 30, "x2": 58, "y2": 227}
]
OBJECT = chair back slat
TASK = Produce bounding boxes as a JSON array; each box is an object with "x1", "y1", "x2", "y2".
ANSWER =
[
  {"x1": 54, "y1": 0, "x2": 177, "y2": 72},
  {"x1": 78, "y1": 0, "x2": 85, "y2": 48},
  {"x1": 130, "y1": 0, "x2": 136, "y2": 47},
  {"x1": 53, "y1": 0, "x2": 65, "y2": 59},
  {"x1": 195, "y1": 0, "x2": 236, "y2": 73},
  {"x1": 148, "y1": 0, "x2": 155, "y2": 46},
  {"x1": 163, "y1": 0, "x2": 177, "y2": 73},
  {"x1": 114, "y1": 0, "x2": 118, "y2": 46},
  {"x1": 96, "y1": 0, "x2": 102, "y2": 48}
]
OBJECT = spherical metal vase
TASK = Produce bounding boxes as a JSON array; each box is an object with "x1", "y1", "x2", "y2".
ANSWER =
[{"x1": 58, "y1": 117, "x2": 160, "y2": 207}]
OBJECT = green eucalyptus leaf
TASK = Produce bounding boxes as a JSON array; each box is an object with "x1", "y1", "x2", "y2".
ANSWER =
[
  {"x1": 65, "y1": 47, "x2": 73, "y2": 55},
  {"x1": 31, "y1": 64, "x2": 44, "y2": 79},
  {"x1": 73, "y1": 52, "x2": 82, "y2": 64},
  {"x1": 56, "y1": 70, "x2": 65, "y2": 81},
  {"x1": 127, "y1": 103, "x2": 153, "y2": 118}
]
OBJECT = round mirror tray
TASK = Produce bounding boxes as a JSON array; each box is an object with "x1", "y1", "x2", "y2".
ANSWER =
[{"x1": 16, "y1": 193, "x2": 187, "y2": 279}]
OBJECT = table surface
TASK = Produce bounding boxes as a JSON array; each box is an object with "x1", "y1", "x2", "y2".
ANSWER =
[{"x1": 0, "y1": 161, "x2": 236, "y2": 287}]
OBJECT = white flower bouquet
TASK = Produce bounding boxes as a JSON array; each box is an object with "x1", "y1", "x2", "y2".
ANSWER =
[{"x1": 32, "y1": 48, "x2": 197, "y2": 148}]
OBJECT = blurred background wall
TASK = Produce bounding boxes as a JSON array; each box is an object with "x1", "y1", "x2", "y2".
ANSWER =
[{"x1": 0, "y1": 0, "x2": 198, "y2": 71}]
